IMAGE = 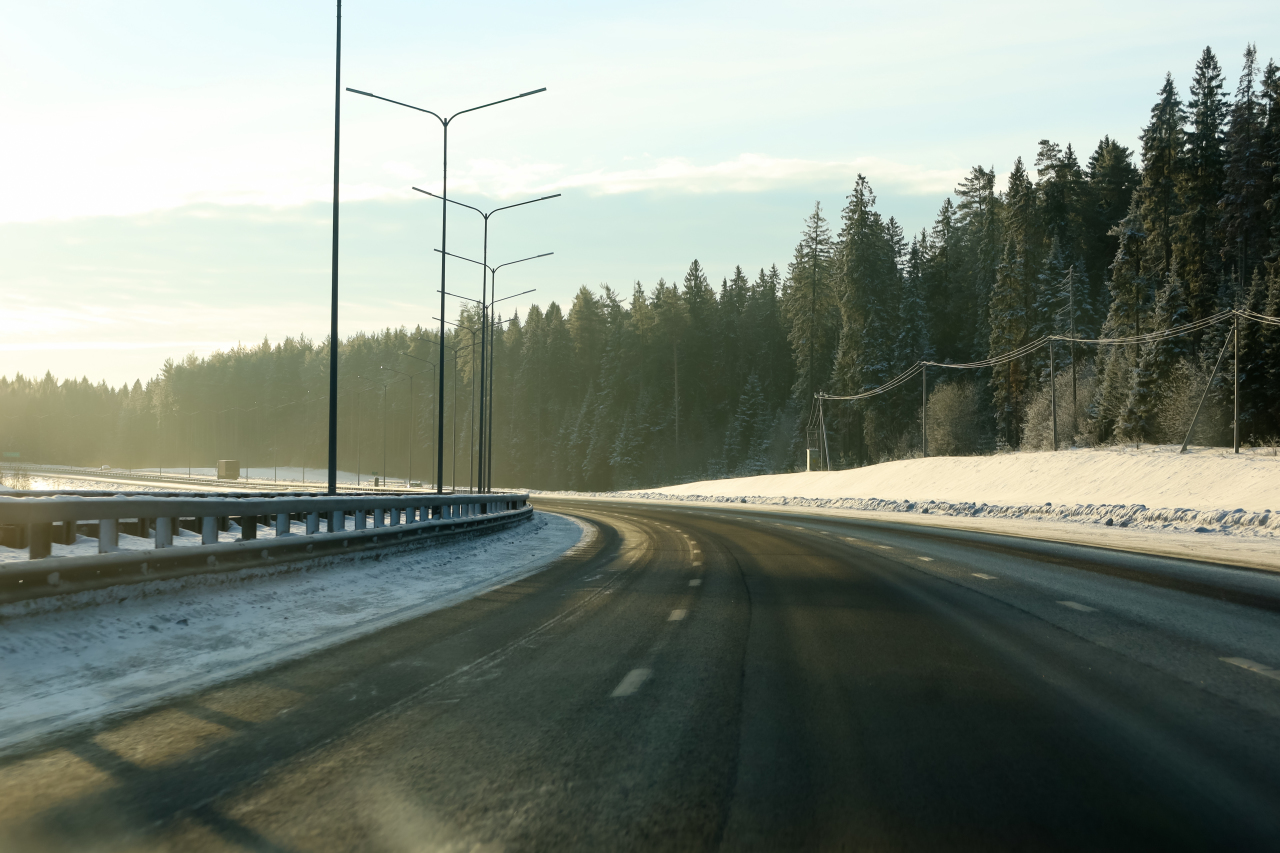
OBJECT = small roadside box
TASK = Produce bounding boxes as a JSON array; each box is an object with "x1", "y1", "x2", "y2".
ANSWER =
[{"x1": 217, "y1": 460, "x2": 240, "y2": 480}]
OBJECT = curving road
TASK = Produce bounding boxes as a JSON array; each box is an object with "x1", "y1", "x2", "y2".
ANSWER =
[{"x1": 4, "y1": 497, "x2": 1280, "y2": 851}]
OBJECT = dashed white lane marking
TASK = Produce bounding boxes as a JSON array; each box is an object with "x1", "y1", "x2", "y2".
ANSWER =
[
  {"x1": 918, "y1": 556, "x2": 934, "y2": 562},
  {"x1": 689, "y1": 579, "x2": 702, "y2": 587},
  {"x1": 1058, "y1": 600, "x2": 1097, "y2": 612},
  {"x1": 611, "y1": 668, "x2": 652, "y2": 697},
  {"x1": 876, "y1": 545, "x2": 892, "y2": 550},
  {"x1": 972, "y1": 572, "x2": 996, "y2": 579},
  {"x1": 669, "y1": 609, "x2": 688, "y2": 621},
  {"x1": 692, "y1": 560, "x2": 703, "y2": 567},
  {"x1": 1221, "y1": 657, "x2": 1280, "y2": 682}
]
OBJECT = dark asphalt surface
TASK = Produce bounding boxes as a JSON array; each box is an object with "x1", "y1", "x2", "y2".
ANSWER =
[{"x1": 4, "y1": 497, "x2": 1280, "y2": 851}]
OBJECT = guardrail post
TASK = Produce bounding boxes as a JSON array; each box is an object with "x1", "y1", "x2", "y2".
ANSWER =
[
  {"x1": 57, "y1": 520, "x2": 77, "y2": 545},
  {"x1": 306, "y1": 512, "x2": 319, "y2": 534},
  {"x1": 373, "y1": 509, "x2": 384, "y2": 529},
  {"x1": 99, "y1": 518, "x2": 119, "y2": 553},
  {"x1": 354, "y1": 509, "x2": 366, "y2": 530},
  {"x1": 240, "y1": 516, "x2": 258, "y2": 541},
  {"x1": 155, "y1": 517, "x2": 174, "y2": 549},
  {"x1": 276, "y1": 513, "x2": 291, "y2": 537},
  {"x1": 390, "y1": 508, "x2": 400, "y2": 527},
  {"x1": 202, "y1": 516, "x2": 218, "y2": 545},
  {"x1": 28, "y1": 522, "x2": 52, "y2": 560},
  {"x1": 328, "y1": 510, "x2": 343, "y2": 532}
]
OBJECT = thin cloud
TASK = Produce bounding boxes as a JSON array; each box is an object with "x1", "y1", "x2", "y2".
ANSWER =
[{"x1": 450, "y1": 154, "x2": 968, "y2": 199}]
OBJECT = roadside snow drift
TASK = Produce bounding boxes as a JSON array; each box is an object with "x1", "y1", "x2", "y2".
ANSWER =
[
  {"x1": 609, "y1": 446, "x2": 1280, "y2": 538},
  {"x1": 0, "y1": 511, "x2": 587, "y2": 756}
]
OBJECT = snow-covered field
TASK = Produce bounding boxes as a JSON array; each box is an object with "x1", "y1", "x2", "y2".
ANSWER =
[
  {"x1": 557, "y1": 445, "x2": 1280, "y2": 543},
  {"x1": 0, "y1": 511, "x2": 588, "y2": 756}
]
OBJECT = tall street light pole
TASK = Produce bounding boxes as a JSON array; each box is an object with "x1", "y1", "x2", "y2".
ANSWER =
[
  {"x1": 326, "y1": 0, "x2": 342, "y2": 496},
  {"x1": 345, "y1": 85, "x2": 546, "y2": 494},
  {"x1": 412, "y1": 189, "x2": 560, "y2": 493},
  {"x1": 437, "y1": 249, "x2": 549, "y2": 491}
]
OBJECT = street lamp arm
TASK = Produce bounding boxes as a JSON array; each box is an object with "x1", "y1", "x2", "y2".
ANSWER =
[
  {"x1": 492, "y1": 193, "x2": 561, "y2": 216},
  {"x1": 414, "y1": 188, "x2": 483, "y2": 217},
  {"x1": 435, "y1": 248, "x2": 491, "y2": 272},
  {"x1": 433, "y1": 317, "x2": 481, "y2": 335},
  {"x1": 439, "y1": 289, "x2": 484, "y2": 304},
  {"x1": 345, "y1": 88, "x2": 444, "y2": 123},
  {"x1": 494, "y1": 252, "x2": 553, "y2": 273},
  {"x1": 492, "y1": 288, "x2": 535, "y2": 305},
  {"x1": 449, "y1": 87, "x2": 546, "y2": 121}
]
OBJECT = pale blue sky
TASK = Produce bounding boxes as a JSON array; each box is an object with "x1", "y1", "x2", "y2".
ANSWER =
[{"x1": 2, "y1": 0, "x2": 1276, "y2": 385}]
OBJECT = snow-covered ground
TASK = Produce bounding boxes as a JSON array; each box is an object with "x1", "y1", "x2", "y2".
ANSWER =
[
  {"x1": 0, "y1": 511, "x2": 588, "y2": 756},
  {"x1": 646, "y1": 446, "x2": 1280, "y2": 513},
  {"x1": 549, "y1": 446, "x2": 1280, "y2": 559}
]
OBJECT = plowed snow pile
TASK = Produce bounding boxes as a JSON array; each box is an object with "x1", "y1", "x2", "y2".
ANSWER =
[{"x1": 613, "y1": 446, "x2": 1280, "y2": 538}]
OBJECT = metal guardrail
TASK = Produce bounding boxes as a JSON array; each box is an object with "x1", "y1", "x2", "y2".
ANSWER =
[{"x1": 0, "y1": 489, "x2": 531, "y2": 603}]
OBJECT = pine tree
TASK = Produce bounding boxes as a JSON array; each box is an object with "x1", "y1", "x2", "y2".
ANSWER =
[
  {"x1": 782, "y1": 203, "x2": 837, "y2": 405},
  {"x1": 1175, "y1": 47, "x2": 1229, "y2": 319},
  {"x1": 1222, "y1": 44, "x2": 1270, "y2": 292},
  {"x1": 1121, "y1": 269, "x2": 1192, "y2": 442},
  {"x1": 924, "y1": 197, "x2": 963, "y2": 360},
  {"x1": 954, "y1": 165, "x2": 1004, "y2": 359},
  {"x1": 1095, "y1": 213, "x2": 1149, "y2": 441},
  {"x1": 988, "y1": 240, "x2": 1032, "y2": 445},
  {"x1": 1135, "y1": 73, "x2": 1185, "y2": 282},
  {"x1": 831, "y1": 175, "x2": 902, "y2": 461},
  {"x1": 1262, "y1": 60, "x2": 1280, "y2": 268},
  {"x1": 1036, "y1": 140, "x2": 1087, "y2": 262},
  {"x1": 1085, "y1": 136, "x2": 1140, "y2": 320}
]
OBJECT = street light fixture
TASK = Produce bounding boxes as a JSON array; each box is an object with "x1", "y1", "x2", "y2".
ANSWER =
[
  {"x1": 413, "y1": 188, "x2": 560, "y2": 494},
  {"x1": 435, "y1": 248, "x2": 550, "y2": 491},
  {"x1": 346, "y1": 84, "x2": 546, "y2": 494}
]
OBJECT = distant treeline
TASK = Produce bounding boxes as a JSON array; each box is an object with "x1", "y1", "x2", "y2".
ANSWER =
[{"x1": 4, "y1": 45, "x2": 1280, "y2": 488}]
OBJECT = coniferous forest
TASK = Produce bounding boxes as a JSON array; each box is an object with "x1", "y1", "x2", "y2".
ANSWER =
[{"x1": 4, "y1": 45, "x2": 1280, "y2": 490}]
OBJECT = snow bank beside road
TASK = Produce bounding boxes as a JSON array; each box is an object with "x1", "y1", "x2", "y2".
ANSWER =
[
  {"x1": 571, "y1": 446, "x2": 1280, "y2": 539},
  {"x1": 650, "y1": 447, "x2": 1280, "y2": 513},
  {"x1": 0, "y1": 511, "x2": 588, "y2": 756}
]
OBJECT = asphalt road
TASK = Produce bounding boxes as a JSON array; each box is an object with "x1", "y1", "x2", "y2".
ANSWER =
[{"x1": 5, "y1": 498, "x2": 1280, "y2": 851}]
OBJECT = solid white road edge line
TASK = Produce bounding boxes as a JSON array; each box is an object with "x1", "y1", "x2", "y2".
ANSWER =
[{"x1": 973, "y1": 573, "x2": 996, "y2": 579}]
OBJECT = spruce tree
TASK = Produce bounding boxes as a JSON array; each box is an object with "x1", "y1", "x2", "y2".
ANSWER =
[
  {"x1": 988, "y1": 239, "x2": 1032, "y2": 445},
  {"x1": 1135, "y1": 73, "x2": 1186, "y2": 282},
  {"x1": 1085, "y1": 136, "x2": 1140, "y2": 317},
  {"x1": 782, "y1": 203, "x2": 837, "y2": 406},
  {"x1": 954, "y1": 166, "x2": 1004, "y2": 359},
  {"x1": 1222, "y1": 45, "x2": 1271, "y2": 292},
  {"x1": 1175, "y1": 47, "x2": 1229, "y2": 319}
]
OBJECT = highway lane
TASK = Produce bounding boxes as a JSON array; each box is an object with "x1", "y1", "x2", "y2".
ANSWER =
[{"x1": 3, "y1": 498, "x2": 1280, "y2": 851}]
